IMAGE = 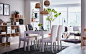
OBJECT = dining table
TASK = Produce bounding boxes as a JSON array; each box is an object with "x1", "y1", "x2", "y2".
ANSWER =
[{"x1": 24, "y1": 30, "x2": 51, "y2": 52}]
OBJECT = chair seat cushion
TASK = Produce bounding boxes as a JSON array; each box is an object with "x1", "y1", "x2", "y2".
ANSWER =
[
  {"x1": 40, "y1": 37, "x2": 51, "y2": 43},
  {"x1": 20, "y1": 36, "x2": 35, "y2": 41},
  {"x1": 29, "y1": 34, "x2": 42, "y2": 40}
]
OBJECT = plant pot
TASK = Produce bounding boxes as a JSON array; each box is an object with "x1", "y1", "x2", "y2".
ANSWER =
[
  {"x1": 15, "y1": 14, "x2": 19, "y2": 18},
  {"x1": 31, "y1": 19, "x2": 34, "y2": 22}
]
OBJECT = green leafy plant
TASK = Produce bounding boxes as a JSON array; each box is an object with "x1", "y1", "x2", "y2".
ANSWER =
[
  {"x1": 46, "y1": 8, "x2": 61, "y2": 21},
  {"x1": 32, "y1": 9, "x2": 36, "y2": 19},
  {"x1": 38, "y1": 23, "x2": 43, "y2": 27},
  {"x1": 14, "y1": 11, "x2": 19, "y2": 14}
]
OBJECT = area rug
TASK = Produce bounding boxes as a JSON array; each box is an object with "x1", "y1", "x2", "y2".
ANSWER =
[
  {"x1": 2, "y1": 45, "x2": 68, "y2": 54},
  {"x1": 61, "y1": 39, "x2": 81, "y2": 44}
]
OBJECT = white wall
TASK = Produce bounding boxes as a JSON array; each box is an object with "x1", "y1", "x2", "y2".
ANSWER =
[
  {"x1": 0, "y1": 0, "x2": 24, "y2": 44},
  {"x1": 0, "y1": 0, "x2": 24, "y2": 22}
]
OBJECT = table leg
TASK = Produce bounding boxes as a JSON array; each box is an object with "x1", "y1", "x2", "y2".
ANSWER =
[
  {"x1": 42, "y1": 33, "x2": 44, "y2": 52},
  {"x1": 74, "y1": 35, "x2": 76, "y2": 41}
]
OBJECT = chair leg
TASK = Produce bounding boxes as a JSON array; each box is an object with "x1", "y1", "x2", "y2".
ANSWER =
[
  {"x1": 36, "y1": 40, "x2": 37, "y2": 49},
  {"x1": 24, "y1": 41, "x2": 26, "y2": 51},
  {"x1": 57, "y1": 41, "x2": 59, "y2": 50},
  {"x1": 40, "y1": 42, "x2": 41, "y2": 52},
  {"x1": 60, "y1": 40, "x2": 62, "y2": 50},
  {"x1": 28, "y1": 41, "x2": 30, "y2": 51},
  {"x1": 31, "y1": 41, "x2": 32, "y2": 46},
  {"x1": 45, "y1": 42, "x2": 46, "y2": 49},
  {"x1": 34, "y1": 40, "x2": 35, "y2": 49},
  {"x1": 38, "y1": 40, "x2": 39, "y2": 47},
  {"x1": 51, "y1": 43, "x2": 54, "y2": 53},
  {"x1": 55, "y1": 42, "x2": 57, "y2": 51},
  {"x1": 47, "y1": 42, "x2": 48, "y2": 50},
  {"x1": 19, "y1": 40, "x2": 21, "y2": 48}
]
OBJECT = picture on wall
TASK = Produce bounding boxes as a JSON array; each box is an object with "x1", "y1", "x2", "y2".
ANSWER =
[
  {"x1": 4, "y1": 4, "x2": 10, "y2": 16},
  {"x1": 0, "y1": 3, "x2": 3, "y2": 15}
]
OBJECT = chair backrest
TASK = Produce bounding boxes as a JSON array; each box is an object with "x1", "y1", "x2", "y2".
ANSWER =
[
  {"x1": 19, "y1": 25, "x2": 26, "y2": 38},
  {"x1": 50, "y1": 25, "x2": 57, "y2": 42},
  {"x1": 56, "y1": 25, "x2": 63, "y2": 41}
]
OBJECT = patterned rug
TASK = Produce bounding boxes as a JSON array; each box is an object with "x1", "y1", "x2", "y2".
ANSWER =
[
  {"x1": 62, "y1": 39, "x2": 81, "y2": 44},
  {"x1": 2, "y1": 45, "x2": 68, "y2": 54}
]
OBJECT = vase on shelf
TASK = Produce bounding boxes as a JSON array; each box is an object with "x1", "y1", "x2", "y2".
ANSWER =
[
  {"x1": 31, "y1": 19, "x2": 34, "y2": 22},
  {"x1": 15, "y1": 14, "x2": 19, "y2": 18}
]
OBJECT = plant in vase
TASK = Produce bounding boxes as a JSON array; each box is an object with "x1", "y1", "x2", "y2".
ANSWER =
[
  {"x1": 46, "y1": 8, "x2": 61, "y2": 30},
  {"x1": 31, "y1": 9, "x2": 36, "y2": 22},
  {"x1": 14, "y1": 11, "x2": 19, "y2": 18},
  {"x1": 38, "y1": 23, "x2": 44, "y2": 30}
]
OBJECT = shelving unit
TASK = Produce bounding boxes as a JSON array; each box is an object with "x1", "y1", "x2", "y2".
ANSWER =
[{"x1": 0, "y1": 18, "x2": 26, "y2": 46}]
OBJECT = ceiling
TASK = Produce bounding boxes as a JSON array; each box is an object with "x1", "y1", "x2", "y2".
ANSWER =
[{"x1": 50, "y1": 0, "x2": 81, "y2": 5}]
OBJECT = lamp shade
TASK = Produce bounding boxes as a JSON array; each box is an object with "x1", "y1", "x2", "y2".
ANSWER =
[
  {"x1": 40, "y1": 8, "x2": 49, "y2": 15},
  {"x1": 35, "y1": 3, "x2": 41, "y2": 8},
  {"x1": 44, "y1": 0, "x2": 50, "y2": 6}
]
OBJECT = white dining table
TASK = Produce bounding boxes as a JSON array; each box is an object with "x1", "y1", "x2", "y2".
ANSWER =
[{"x1": 24, "y1": 30, "x2": 51, "y2": 52}]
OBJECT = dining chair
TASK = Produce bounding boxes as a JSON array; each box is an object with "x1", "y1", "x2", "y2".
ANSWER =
[
  {"x1": 26, "y1": 25, "x2": 42, "y2": 48},
  {"x1": 56, "y1": 25, "x2": 63, "y2": 50},
  {"x1": 39, "y1": 25, "x2": 57, "y2": 52},
  {"x1": 19, "y1": 25, "x2": 35, "y2": 51}
]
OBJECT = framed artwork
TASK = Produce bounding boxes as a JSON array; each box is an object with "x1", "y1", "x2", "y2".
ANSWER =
[
  {"x1": 4, "y1": 4, "x2": 10, "y2": 16},
  {"x1": 0, "y1": 3, "x2": 4, "y2": 15}
]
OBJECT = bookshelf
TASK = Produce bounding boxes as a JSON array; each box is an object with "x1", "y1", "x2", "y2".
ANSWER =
[{"x1": 0, "y1": 18, "x2": 26, "y2": 46}]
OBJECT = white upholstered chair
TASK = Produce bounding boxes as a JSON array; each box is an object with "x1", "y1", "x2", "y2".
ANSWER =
[
  {"x1": 40, "y1": 25, "x2": 57, "y2": 52},
  {"x1": 56, "y1": 25, "x2": 63, "y2": 50},
  {"x1": 19, "y1": 25, "x2": 35, "y2": 51},
  {"x1": 26, "y1": 25, "x2": 42, "y2": 48}
]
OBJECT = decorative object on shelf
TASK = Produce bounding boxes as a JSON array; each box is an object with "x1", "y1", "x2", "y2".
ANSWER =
[
  {"x1": 3, "y1": 22, "x2": 6, "y2": 25},
  {"x1": 19, "y1": 19, "x2": 24, "y2": 25},
  {"x1": 44, "y1": 0, "x2": 50, "y2": 7},
  {"x1": 14, "y1": 11, "x2": 19, "y2": 18},
  {"x1": 38, "y1": 23, "x2": 44, "y2": 30},
  {"x1": 46, "y1": 8, "x2": 61, "y2": 30},
  {"x1": 35, "y1": 3, "x2": 41, "y2": 9},
  {"x1": 11, "y1": 20, "x2": 14, "y2": 25},
  {"x1": 4, "y1": 4, "x2": 10, "y2": 16},
  {"x1": 7, "y1": 22, "x2": 11, "y2": 25},
  {"x1": 12, "y1": 14, "x2": 15, "y2": 18},
  {"x1": 0, "y1": 19, "x2": 4, "y2": 25},
  {"x1": 40, "y1": 8, "x2": 49, "y2": 15},
  {"x1": 20, "y1": 15, "x2": 23, "y2": 19},
  {"x1": 0, "y1": 3, "x2": 4, "y2": 15}
]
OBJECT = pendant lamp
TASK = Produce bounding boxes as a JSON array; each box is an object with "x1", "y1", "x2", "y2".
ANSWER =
[
  {"x1": 35, "y1": 3, "x2": 41, "y2": 8},
  {"x1": 44, "y1": 0, "x2": 50, "y2": 6},
  {"x1": 40, "y1": 8, "x2": 49, "y2": 15}
]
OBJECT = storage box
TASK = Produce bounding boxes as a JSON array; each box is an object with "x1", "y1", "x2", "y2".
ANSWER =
[
  {"x1": 16, "y1": 22, "x2": 19, "y2": 25},
  {"x1": 7, "y1": 22, "x2": 11, "y2": 25},
  {"x1": 11, "y1": 29, "x2": 15, "y2": 33},
  {"x1": 1, "y1": 32, "x2": 6, "y2": 34},
  {"x1": 2, "y1": 37, "x2": 6, "y2": 43}
]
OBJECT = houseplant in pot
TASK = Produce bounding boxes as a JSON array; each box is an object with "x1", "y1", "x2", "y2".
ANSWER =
[
  {"x1": 14, "y1": 11, "x2": 19, "y2": 18},
  {"x1": 31, "y1": 9, "x2": 36, "y2": 22},
  {"x1": 46, "y1": 8, "x2": 61, "y2": 30},
  {"x1": 38, "y1": 23, "x2": 44, "y2": 30}
]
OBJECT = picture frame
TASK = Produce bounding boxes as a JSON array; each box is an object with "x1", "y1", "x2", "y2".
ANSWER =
[
  {"x1": 0, "y1": 3, "x2": 4, "y2": 15},
  {"x1": 3, "y1": 4, "x2": 10, "y2": 16}
]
